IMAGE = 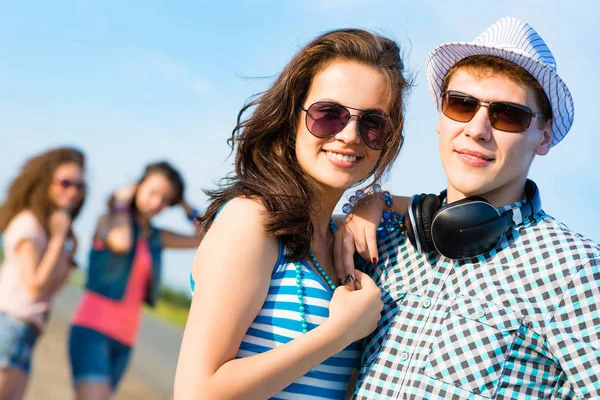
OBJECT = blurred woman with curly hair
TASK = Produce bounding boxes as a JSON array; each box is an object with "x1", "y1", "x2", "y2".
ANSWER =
[{"x1": 0, "y1": 147, "x2": 86, "y2": 400}]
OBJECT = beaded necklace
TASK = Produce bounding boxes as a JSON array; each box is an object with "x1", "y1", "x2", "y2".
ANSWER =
[{"x1": 294, "y1": 220, "x2": 337, "y2": 334}]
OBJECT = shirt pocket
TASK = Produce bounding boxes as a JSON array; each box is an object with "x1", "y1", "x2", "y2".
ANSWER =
[{"x1": 422, "y1": 298, "x2": 522, "y2": 398}]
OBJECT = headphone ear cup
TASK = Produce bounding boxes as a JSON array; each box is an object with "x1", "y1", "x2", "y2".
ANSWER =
[
  {"x1": 404, "y1": 194, "x2": 421, "y2": 251},
  {"x1": 416, "y1": 194, "x2": 441, "y2": 253}
]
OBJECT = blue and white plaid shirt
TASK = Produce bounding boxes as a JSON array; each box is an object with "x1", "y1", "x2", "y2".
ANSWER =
[{"x1": 354, "y1": 201, "x2": 600, "y2": 399}]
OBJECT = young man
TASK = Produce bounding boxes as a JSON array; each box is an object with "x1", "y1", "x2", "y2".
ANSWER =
[{"x1": 345, "y1": 17, "x2": 599, "y2": 399}]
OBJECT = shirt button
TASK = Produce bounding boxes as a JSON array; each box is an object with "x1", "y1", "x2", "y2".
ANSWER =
[
  {"x1": 477, "y1": 310, "x2": 486, "y2": 318},
  {"x1": 422, "y1": 299, "x2": 431, "y2": 308},
  {"x1": 400, "y1": 352, "x2": 409, "y2": 361}
]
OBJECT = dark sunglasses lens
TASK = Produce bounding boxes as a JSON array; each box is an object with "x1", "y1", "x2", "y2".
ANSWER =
[
  {"x1": 58, "y1": 179, "x2": 85, "y2": 191},
  {"x1": 442, "y1": 93, "x2": 479, "y2": 122},
  {"x1": 359, "y1": 113, "x2": 388, "y2": 150},
  {"x1": 306, "y1": 102, "x2": 350, "y2": 137},
  {"x1": 489, "y1": 103, "x2": 531, "y2": 132}
]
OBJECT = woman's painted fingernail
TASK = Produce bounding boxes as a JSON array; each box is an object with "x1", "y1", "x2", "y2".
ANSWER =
[
  {"x1": 372, "y1": 257, "x2": 378, "y2": 264},
  {"x1": 344, "y1": 274, "x2": 355, "y2": 285}
]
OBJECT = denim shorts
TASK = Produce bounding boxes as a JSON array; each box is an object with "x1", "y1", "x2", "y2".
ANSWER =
[
  {"x1": 0, "y1": 313, "x2": 39, "y2": 374},
  {"x1": 68, "y1": 325, "x2": 132, "y2": 391}
]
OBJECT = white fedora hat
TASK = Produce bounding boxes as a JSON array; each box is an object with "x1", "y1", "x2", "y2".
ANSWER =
[{"x1": 426, "y1": 17, "x2": 574, "y2": 146}]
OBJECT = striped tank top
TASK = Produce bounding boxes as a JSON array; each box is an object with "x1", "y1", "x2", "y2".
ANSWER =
[{"x1": 190, "y1": 240, "x2": 361, "y2": 399}]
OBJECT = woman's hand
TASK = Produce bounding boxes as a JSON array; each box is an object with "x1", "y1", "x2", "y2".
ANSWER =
[
  {"x1": 333, "y1": 194, "x2": 411, "y2": 291},
  {"x1": 19, "y1": 211, "x2": 73, "y2": 299},
  {"x1": 333, "y1": 194, "x2": 384, "y2": 291},
  {"x1": 113, "y1": 184, "x2": 137, "y2": 208},
  {"x1": 327, "y1": 270, "x2": 383, "y2": 342},
  {"x1": 102, "y1": 185, "x2": 137, "y2": 253},
  {"x1": 49, "y1": 210, "x2": 72, "y2": 240}
]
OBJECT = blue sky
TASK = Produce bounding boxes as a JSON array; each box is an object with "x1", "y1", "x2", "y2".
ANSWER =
[{"x1": 1, "y1": 1, "x2": 599, "y2": 292}]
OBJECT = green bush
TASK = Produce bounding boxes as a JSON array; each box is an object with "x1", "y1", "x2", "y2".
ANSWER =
[
  {"x1": 159, "y1": 286, "x2": 191, "y2": 308},
  {"x1": 148, "y1": 286, "x2": 192, "y2": 329}
]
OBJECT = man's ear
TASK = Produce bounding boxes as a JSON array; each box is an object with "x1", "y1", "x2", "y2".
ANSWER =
[{"x1": 536, "y1": 119, "x2": 553, "y2": 156}]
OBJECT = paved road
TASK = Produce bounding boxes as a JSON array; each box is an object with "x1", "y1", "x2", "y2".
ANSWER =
[{"x1": 25, "y1": 284, "x2": 184, "y2": 400}]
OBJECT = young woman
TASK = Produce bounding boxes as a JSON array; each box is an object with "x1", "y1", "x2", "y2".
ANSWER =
[
  {"x1": 174, "y1": 29, "x2": 411, "y2": 399},
  {"x1": 0, "y1": 147, "x2": 86, "y2": 400},
  {"x1": 68, "y1": 161, "x2": 202, "y2": 400}
]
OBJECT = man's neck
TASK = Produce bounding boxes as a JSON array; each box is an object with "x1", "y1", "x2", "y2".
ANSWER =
[{"x1": 446, "y1": 179, "x2": 528, "y2": 208}]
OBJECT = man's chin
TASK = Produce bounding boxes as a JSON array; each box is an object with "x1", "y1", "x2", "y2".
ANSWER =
[{"x1": 447, "y1": 178, "x2": 493, "y2": 199}]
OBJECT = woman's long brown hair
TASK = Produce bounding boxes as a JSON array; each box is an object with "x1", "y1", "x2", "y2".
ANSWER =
[
  {"x1": 0, "y1": 147, "x2": 86, "y2": 233},
  {"x1": 199, "y1": 29, "x2": 412, "y2": 261}
]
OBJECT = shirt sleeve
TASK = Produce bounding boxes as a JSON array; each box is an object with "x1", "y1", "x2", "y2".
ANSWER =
[
  {"x1": 4, "y1": 212, "x2": 46, "y2": 253},
  {"x1": 545, "y1": 257, "x2": 600, "y2": 398}
]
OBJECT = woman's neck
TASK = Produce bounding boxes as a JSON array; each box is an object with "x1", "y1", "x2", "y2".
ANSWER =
[
  {"x1": 310, "y1": 192, "x2": 340, "y2": 243},
  {"x1": 134, "y1": 213, "x2": 151, "y2": 230},
  {"x1": 307, "y1": 193, "x2": 341, "y2": 279}
]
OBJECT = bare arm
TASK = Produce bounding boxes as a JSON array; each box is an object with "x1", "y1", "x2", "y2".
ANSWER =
[
  {"x1": 102, "y1": 185, "x2": 137, "y2": 254},
  {"x1": 161, "y1": 229, "x2": 203, "y2": 249},
  {"x1": 391, "y1": 195, "x2": 410, "y2": 214},
  {"x1": 50, "y1": 235, "x2": 78, "y2": 296},
  {"x1": 17, "y1": 238, "x2": 65, "y2": 299},
  {"x1": 102, "y1": 211, "x2": 133, "y2": 254},
  {"x1": 174, "y1": 198, "x2": 381, "y2": 400},
  {"x1": 17, "y1": 211, "x2": 71, "y2": 300},
  {"x1": 159, "y1": 200, "x2": 203, "y2": 249},
  {"x1": 179, "y1": 200, "x2": 198, "y2": 221}
]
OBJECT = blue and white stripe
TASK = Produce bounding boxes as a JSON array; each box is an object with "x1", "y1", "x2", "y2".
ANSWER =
[{"x1": 191, "y1": 241, "x2": 360, "y2": 399}]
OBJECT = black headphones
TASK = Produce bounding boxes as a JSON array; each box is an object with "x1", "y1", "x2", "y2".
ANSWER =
[{"x1": 403, "y1": 179, "x2": 541, "y2": 260}]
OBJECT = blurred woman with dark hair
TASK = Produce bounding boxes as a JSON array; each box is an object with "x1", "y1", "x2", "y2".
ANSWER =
[
  {"x1": 0, "y1": 147, "x2": 86, "y2": 400},
  {"x1": 68, "y1": 161, "x2": 201, "y2": 400}
]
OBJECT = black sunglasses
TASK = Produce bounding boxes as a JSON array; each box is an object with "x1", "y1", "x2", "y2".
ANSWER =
[
  {"x1": 301, "y1": 101, "x2": 390, "y2": 150},
  {"x1": 441, "y1": 90, "x2": 546, "y2": 133}
]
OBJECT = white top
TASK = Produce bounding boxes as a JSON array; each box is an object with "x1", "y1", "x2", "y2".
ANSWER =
[{"x1": 0, "y1": 210, "x2": 72, "y2": 332}]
